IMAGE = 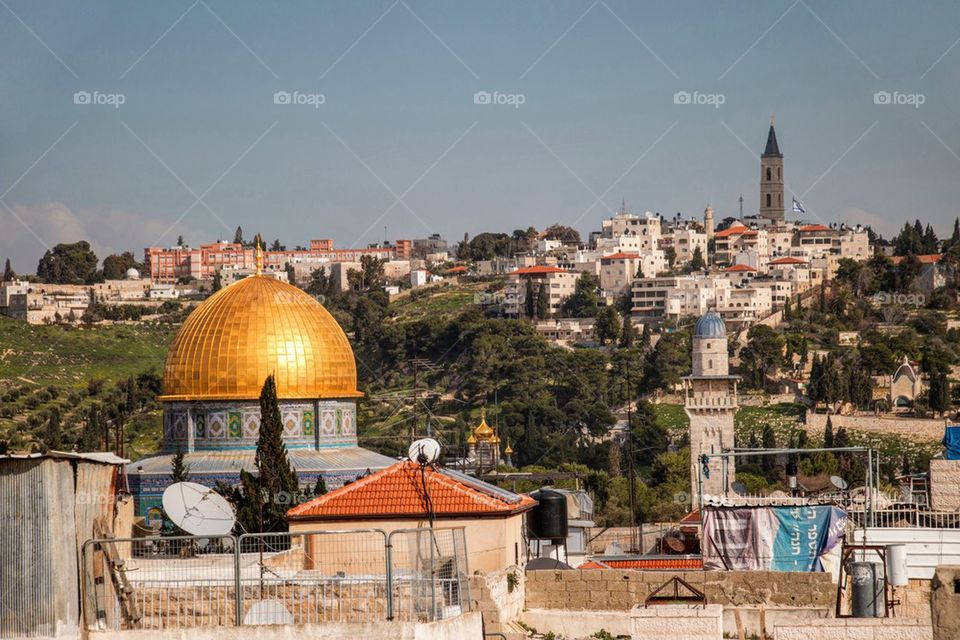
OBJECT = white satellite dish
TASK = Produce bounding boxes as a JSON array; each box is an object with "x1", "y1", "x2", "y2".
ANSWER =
[
  {"x1": 408, "y1": 438, "x2": 441, "y2": 465},
  {"x1": 830, "y1": 475, "x2": 848, "y2": 491},
  {"x1": 162, "y1": 481, "x2": 235, "y2": 536}
]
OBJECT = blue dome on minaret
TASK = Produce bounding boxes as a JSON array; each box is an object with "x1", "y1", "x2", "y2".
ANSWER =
[{"x1": 694, "y1": 311, "x2": 726, "y2": 338}]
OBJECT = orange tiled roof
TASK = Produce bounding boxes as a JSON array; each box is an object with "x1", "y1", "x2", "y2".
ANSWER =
[
  {"x1": 287, "y1": 460, "x2": 537, "y2": 520},
  {"x1": 511, "y1": 265, "x2": 568, "y2": 276},
  {"x1": 714, "y1": 225, "x2": 749, "y2": 238},
  {"x1": 724, "y1": 264, "x2": 757, "y2": 272},
  {"x1": 890, "y1": 254, "x2": 942, "y2": 265},
  {"x1": 798, "y1": 224, "x2": 830, "y2": 232},
  {"x1": 579, "y1": 557, "x2": 703, "y2": 570},
  {"x1": 769, "y1": 256, "x2": 807, "y2": 265},
  {"x1": 602, "y1": 252, "x2": 641, "y2": 260},
  {"x1": 446, "y1": 265, "x2": 468, "y2": 273}
]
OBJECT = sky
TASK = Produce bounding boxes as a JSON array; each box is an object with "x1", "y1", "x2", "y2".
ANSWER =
[{"x1": 2, "y1": 0, "x2": 960, "y2": 272}]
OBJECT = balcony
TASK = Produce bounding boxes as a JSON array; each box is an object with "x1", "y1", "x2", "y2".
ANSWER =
[{"x1": 684, "y1": 395, "x2": 738, "y2": 410}]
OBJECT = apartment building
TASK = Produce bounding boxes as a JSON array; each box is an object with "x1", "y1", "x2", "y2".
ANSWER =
[
  {"x1": 631, "y1": 275, "x2": 730, "y2": 322},
  {"x1": 504, "y1": 266, "x2": 581, "y2": 317}
]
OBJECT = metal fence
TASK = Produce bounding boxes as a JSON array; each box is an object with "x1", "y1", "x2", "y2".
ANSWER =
[{"x1": 80, "y1": 527, "x2": 470, "y2": 631}]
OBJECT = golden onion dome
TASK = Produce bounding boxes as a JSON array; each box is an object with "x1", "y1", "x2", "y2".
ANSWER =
[{"x1": 160, "y1": 275, "x2": 361, "y2": 401}]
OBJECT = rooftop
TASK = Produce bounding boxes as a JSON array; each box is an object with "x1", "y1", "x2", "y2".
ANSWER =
[
  {"x1": 510, "y1": 265, "x2": 568, "y2": 276},
  {"x1": 287, "y1": 460, "x2": 537, "y2": 520}
]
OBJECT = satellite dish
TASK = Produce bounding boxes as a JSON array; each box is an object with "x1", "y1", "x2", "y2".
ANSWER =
[
  {"x1": 831, "y1": 475, "x2": 848, "y2": 491},
  {"x1": 162, "y1": 482, "x2": 235, "y2": 536},
  {"x1": 408, "y1": 438, "x2": 441, "y2": 465}
]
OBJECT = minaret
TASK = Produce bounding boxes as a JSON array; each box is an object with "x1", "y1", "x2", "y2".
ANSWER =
[
  {"x1": 703, "y1": 205, "x2": 714, "y2": 240},
  {"x1": 684, "y1": 311, "x2": 739, "y2": 503},
  {"x1": 759, "y1": 117, "x2": 784, "y2": 224}
]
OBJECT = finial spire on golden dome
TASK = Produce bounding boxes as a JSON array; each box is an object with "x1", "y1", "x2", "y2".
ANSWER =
[{"x1": 254, "y1": 234, "x2": 264, "y2": 276}]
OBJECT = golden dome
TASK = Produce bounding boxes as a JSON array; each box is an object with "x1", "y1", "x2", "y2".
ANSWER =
[{"x1": 160, "y1": 275, "x2": 361, "y2": 401}]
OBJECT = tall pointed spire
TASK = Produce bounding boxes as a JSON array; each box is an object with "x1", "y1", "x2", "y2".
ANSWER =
[{"x1": 763, "y1": 116, "x2": 782, "y2": 157}]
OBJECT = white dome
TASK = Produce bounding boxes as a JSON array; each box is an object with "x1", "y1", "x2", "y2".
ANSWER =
[{"x1": 126, "y1": 267, "x2": 141, "y2": 280}]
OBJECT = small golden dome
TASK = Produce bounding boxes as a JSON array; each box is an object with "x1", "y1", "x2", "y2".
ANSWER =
[
  {"x1": 474, "y1": 408, "x2": 495, "y2": 440},
  {"x1": 160, "y1": 275, "x2": 361, "y2": 401},
  {"x1": 466, "y1": 433, "x2": 477, "y2": 445},
  {"x1": 504, "y1": 443, "x2": 513, "y2": 455}
]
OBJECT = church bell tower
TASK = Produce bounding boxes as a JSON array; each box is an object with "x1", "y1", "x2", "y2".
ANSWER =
[{"x1": 759, "y1": 117, "x2": 784, "y2": 224}]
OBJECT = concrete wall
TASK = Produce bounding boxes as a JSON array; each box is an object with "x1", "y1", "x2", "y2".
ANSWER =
[
  {"x1": 289, "y1": 514, "x2": 525, "y2": 573},
  {"x1": 929, "y1": 460, "x2": 960, "y2": 511},
  {"x1": 88, "y1": 612, "x2": 482, "y2": 640},
  {"x1": 853, "y1": 527, "x2": 960, "y2": 581},
  {"x1": 631, "y1": 604, "x2": 722, "y2": 640},
  {"x1": 774, "y1": 618, "x2": 933, "y2": 640},
  {"x1": 524, "y1": 569, "x2": 835, "y2": 611}
]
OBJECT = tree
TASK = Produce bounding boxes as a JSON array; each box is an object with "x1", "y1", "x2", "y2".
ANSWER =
[
  {"x1": 313, "y1": 476, "x2": 328, "y2": 496},
  {"x1": 176, "y1": 234, "x2": 185, "y2": 247},
  {"x1": 824, "y1": 415, "x2": 835, "y2": 447},
  {"x1": 690, "y1": 246, "x2": 705, "y2": 271},
  {"x1": 620, "y1": 314, "x2": 636, "y2": 348},
  {"x1": 36, "y1": 241, "x2": 99, "y2": 284},
  {"x1": 270, "y1": 238, "x2": 285, "y2": 251},
  {"x1": 535, "y1": 281, "x2": 549, "y2": 319},
  {"x1": 524, "y1": 278, "x2": 536, "y2": 318},
  {"x1": 233, "y1": 226, "x2": 244, "y2": 245},
  {"x1": 664, "y1": 246, "x2": 676, "y2": 269},
  {"x1": 171, "y1": 447, "x2": 190, "y2": 482},
  {"x1": 43, "y1": 407, "x2": 62, "y2": 451},
  {"x1": 285, "y1": 263, "x2": 296, "y2": 286},
  {"x1": 102, "y1": 251, "x2": 142, "y2": 280},
  {"x1": 930, "y1": 370, "x2": 951, "y2": 416},
  {"x1": 542, "y1": 224, "x2": 580, "y2": 244},
  {"x1": 211, "y1": 269, "x2": 222, "y2": 292},
  {"x1": 560, "y1": 273, "x2": 601, "y2": 317},
  {"x1": 643, "y1": 330, "x2": 691, "y2": 392},
  {"x1": 739, "y1": 325, "x2": 785, "y2": 389},
  {"x1": 2, "y1": 258, "x2": 15, "y2": 281},
  {"x1": 595, "y1": 306, "x2": 621, "y2": 345},
  {"x1": 761, "y1": 424, "x2": 777, "y2": 480}
]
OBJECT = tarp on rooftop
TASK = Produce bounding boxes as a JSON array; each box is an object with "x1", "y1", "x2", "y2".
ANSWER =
[{"x1": 943, "y1": 426, "x2": 960, "y2": 460}]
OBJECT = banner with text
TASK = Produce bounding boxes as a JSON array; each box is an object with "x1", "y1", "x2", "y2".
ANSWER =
[{"x1": 702, "y1": 505, "x2": 847, "y2": 571}]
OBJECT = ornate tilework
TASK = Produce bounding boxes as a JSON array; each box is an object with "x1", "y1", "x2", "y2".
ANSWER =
[
  {"x1": 208, "y1": 412, "x2": 226, "y2": 439},
  {"x1": 194, "y1": 412, "x2": 206, "y2": 438},
  {"x1": 228, "y1": 411, "x2": 242, "y2": 438},
  {"x1": 302, "y1": 410, "x2": 315, "y2": 437}
]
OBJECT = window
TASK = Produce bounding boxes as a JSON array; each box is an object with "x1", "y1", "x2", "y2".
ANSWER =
[
  {"x1": 766, "y1": 194, "x2": 772, "y2": 207},
  {"x1": 766, "y1": 168, "x2": 772, "y2": 181}
]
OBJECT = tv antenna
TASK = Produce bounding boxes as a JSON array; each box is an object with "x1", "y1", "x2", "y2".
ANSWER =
[{"x1": 162, "y1": 482, "x2": 236, "y2": 536}]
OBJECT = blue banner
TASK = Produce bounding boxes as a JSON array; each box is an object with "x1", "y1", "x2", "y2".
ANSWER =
[{"x1": 770, "y1": 506, "x2": 846, "y2": 571}]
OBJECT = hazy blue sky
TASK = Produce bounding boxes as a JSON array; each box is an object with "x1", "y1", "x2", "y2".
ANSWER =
[{"x1": 2, "y1": 0, "x2": 960, "y2": 271}]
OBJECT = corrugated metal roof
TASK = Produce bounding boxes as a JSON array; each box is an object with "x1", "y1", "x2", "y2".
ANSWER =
[
  {"x1": 128, "y1": 447, "x2": 395, "y2": 475},
  {"x1": 0, "y1": 450, "x2": 128, "y2": 465}
]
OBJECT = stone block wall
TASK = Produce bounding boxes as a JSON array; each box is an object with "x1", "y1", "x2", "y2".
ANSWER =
[
  {"x1": 774, "y1": 618, "x2": 932, "y2": 640},
  {"x1": 929, "y1": 460, "x2": 960, "y2": 511},
  {"x1": 524, "y1": 569, "x2": 835, "y2": 610},
  {"x1": 805, "y1": 413, "x2": 945, "y2": 442},
  {"x1": 631, "y1": 604, "x2": 723, "y2": 640},
  {"x1": 469, "y1": 567, "x2": 525, "y2": 638}
]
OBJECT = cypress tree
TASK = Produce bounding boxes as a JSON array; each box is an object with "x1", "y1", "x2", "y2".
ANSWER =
[
  {"x1": 536, "y1": 281, "x2": 549, "y2": 319},
  {"x1": 171, "y1": 447, "x2": 190, "y2": 482},
  {"x1": 620, "y1": 314, "x2": 636, "y2": 348},
  {"x1": 524, "y1": 278, "x2": 535, "y2": 318},
  {"x1": 212, "y1": 270, "x2": 222, "y2": 292},
  {"x1": 2, "y1": 258, "x2": 14, "y2": 282}
]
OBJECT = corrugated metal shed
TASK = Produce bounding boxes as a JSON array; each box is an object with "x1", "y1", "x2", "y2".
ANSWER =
[{"x1": 0, "y1": 452, "x2": 127, "y2": 639}]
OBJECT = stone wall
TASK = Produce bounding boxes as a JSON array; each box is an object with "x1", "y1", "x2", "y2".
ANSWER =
[
  {"x1": 524, "y1": 569, "x2": 835, "y2": 610},
  {"x1": 774, "y1": 618, "x2": 932, "y2": 640},
  {"x1": 931, "y1": 565, "x2": 960, "y2": 640},
  {"x1": 929, "y1": 460, "x2": 960, "y2": 511},
  {"x1": 804, "y1": 413, "x2": 945, "y2": 442},
  {"x1": 469, "y1": 567, "x2": 525, "y2": 638},
  {"x1": 631, "y1": 604, "x2": 722, "y2": 640}
]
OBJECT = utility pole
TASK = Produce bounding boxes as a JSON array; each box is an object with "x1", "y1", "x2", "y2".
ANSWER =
[{"x1": 624, "y1": 362, "x2": 638, "y2": 553}]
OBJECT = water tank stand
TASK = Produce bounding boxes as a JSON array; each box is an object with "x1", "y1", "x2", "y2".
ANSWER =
[{"x1": 835, "y1": 543, "x2": 893, "y2": 618}]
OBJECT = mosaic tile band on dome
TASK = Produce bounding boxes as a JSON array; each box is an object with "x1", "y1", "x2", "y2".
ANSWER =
[{"x1": 160, "y1": 275, "x2": 362, "y2": 401}]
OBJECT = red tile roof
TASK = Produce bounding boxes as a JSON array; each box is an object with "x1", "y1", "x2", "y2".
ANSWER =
[
  {"x1": 287, "y1": 460, "x2": 537, "y2": 521},
  {"x1": 714, "y1": 225, "x2": 750, "y2": 238},
  {"x1": 798, "y1": 224, "x2": 830, "y2": 232},
  {"x1": 511, "y1": 265, "x2": 568, "y2": 276},
  {"x1": 724, "y1": 264, "x2": 757, "y2": 272},
  {"x1": 769, "y1": 256, "x2": 807, "y2": 265},
  {"x1": 890, "y1": 254, "x2": 942, "y2": 265},
  {"x1": 601, "y1": 252, "x2": 641, "y2": 260},
  {"x1": 445, "y1": 265, "x2": 468, "y2": 273},
  {"x1": 579, "y1": 557, "x2": 703, "y2": 570}
]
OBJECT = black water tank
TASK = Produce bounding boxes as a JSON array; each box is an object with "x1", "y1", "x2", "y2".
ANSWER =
[{"x1": 527, "y1": 488, "x2": 568, "y2": 543}]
